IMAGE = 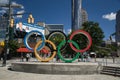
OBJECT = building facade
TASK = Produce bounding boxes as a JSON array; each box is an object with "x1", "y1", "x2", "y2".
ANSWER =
[
  {"x1": 72, "y1": 0, "x2": 82, "y2": 31},
  {"x1": 45, "y1": 24, "x2": 64, "y2": 35},
  {"x1": 116, "y1": 10, "x2": 120, "y2": 56},
  {"x1": 0, "y1": 14, "x2": 8, "y2": 41},
  {"x1": 116, "y1": 10, "x2": 120, "y2": 43},
  {"x1": 81, "y1": 8, "x2": 88, "y2": 24}
]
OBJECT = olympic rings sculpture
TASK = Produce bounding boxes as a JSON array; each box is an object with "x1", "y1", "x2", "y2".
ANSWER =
[{"x1": 24, "y1": 30, "x2": 92, "y2": 63}]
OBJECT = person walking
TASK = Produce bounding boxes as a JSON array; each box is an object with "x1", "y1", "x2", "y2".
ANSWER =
[{"x1": 26, "y1": 53, "x2": 30, "y2": 62}]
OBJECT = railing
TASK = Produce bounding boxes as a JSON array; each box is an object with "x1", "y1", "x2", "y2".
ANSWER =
[{"x1": 101, "y1": 66, "x2": 120, "y2": 77}]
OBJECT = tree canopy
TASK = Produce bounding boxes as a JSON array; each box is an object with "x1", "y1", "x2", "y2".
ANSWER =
[{"x1": 81, "y1": 21, "x2": 105, "y2": 52}]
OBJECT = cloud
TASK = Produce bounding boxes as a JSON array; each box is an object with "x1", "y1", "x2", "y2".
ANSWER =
[
  {"x1": 17, "y1": 10, "x2": 25, "y2": 14},
  {"x1": 0, "y1": 1, "x2": 25, "y2": 17},
  {"x1": 12, "y1": 2, "x2": 18, "y2": 5},
  {"x1": 67, "y1": 29, "x2": 72, "y2": 34},
  {"x1": 0, "y1": 0, "x2": 8, "y2": 4},
  {"x1": 102, "y1": 12, "x2": 116, "y2": 21},
  {"x1": 0, "y1": 1, "x2": 24, "y2": 9},
  {"x1": 64, "y1": 29, "x2": 71, "y2": 35},
  {"x1": 16, "y1": 10, "x2": 25, "y2": 18},
  {"x1": 0, "y1": 9, "x2": 6, "y2": 14},
  {"x1": 11, "y1": 2, "x2": 24, "y2": 9}
]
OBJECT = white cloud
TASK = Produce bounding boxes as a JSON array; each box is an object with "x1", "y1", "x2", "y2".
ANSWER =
[
  {"x1": 16, "y1": 10, "x2": 25, "y2": 18},
  {"x1": 0, "y1": 9, "x2": 6, "y2": 13},
  {"x1": 64, "y1": 29, "x2": 71, "y2": 35},
  {"x1": 17, "y1": 10, "x2": 25, "y2": 14},
  {"x1": 67, "y1": 29, "x2": 72, "y2": 34},
  {"x1": 0, "y1": 1, "x2": 25, "y2": 17},
  {"x1": 102, "y1": 12, "x2": 116, "y2": 21},
  {"x1": 11, "y1": 2, "x2": 24, "y2": 9},
  {"x1": 0, "y1": 0, "x2": 8, "y2": 4},
  {"x1": 11, "y1": 2, "x2": 18, "y2": 5}
]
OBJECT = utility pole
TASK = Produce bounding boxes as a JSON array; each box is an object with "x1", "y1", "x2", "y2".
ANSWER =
[
  {"x1": 0, "y1": 0, "x2": 23, "y2": 66},
  {"x1": 2, "y1": 0, "x2": 11, "y2": 66}
]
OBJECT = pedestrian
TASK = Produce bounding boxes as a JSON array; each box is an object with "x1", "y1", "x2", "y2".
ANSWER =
[
  {"x1": 26, "y1": 53, "x2": 30, "y2": 62},
  {"x1": 21, "y1": 55, "x2": 24, "y2": 62},
  {"x1": 86, "y1": 54, "x2": 91, "y2": 62},
  {"x1": 20, "y1": 53, "x2": 24, "y2": 62},
  {"x1": 56, "y1": 54, "x2": 60, "y2": 62},
  {"x1": 0, "y1": 53, "x2": 1, "y2": 61},
  {"x1": 1, "y1": 50, "x2": 4, "y2": 61}
]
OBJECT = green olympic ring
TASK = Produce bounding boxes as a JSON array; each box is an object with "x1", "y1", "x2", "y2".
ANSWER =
[{"x1": 57, "y1": 40, "x2": 81, "y2": 63}]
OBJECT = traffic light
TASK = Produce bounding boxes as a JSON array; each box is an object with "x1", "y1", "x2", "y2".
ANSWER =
[
  {"x1": 10, "y1": 18, "x2": 14, "y2": 27},
  {"x1": 0, "y1": 41, "x2": 5, "y2": 47},
  {"x1": 31, "y1": 17, "x2": 34, "y2": 23},
  {"x1": 27, "y1": 14, "x2": 34, "y2": 24},
  {"x1": 28, "y1": 18, "x2": 30, "y2": 23}
]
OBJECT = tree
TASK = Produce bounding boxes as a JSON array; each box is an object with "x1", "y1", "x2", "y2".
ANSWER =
[
  {"x1": 81, "y1": 21, "x2": 105, "y2": 52},
  {"x1": 8, "y1": 40, "x2": 20, "y2": 59}
]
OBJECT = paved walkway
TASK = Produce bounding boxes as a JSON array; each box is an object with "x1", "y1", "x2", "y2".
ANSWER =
[
  {"x1": 0, "y1": 66, "x2": 120, "y2": 80},
  {"x1": 0, "y1": 58, "x2": 120, "y2": 80}
]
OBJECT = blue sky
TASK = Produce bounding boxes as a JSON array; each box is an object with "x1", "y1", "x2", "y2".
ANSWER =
[{"x1": 0, "y1": 0, "x2": 120, "y2": 40}]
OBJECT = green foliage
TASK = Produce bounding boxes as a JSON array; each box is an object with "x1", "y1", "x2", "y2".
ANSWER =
[
  {"x1": 97, "y1": 47, "x2": 111, "y2": 57},
  {"x1": 8, "y1": 40, "x2": 20, "y2": 55},
  {"x1": 81, "y1": 21, "x2": 105, "y2": 52},
  {"x1": 106, "y1": 44, "x2": 117, "y2": 52}
]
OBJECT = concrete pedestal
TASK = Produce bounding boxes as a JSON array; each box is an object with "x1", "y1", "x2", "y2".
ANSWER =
[{"x1": 11, "y1": 62, "x2": 99, "y2": 75}]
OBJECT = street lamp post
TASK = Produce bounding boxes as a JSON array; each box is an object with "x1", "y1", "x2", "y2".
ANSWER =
[
  {"x1": 0, "y1": 0, "x2": 24, "y2": 66},
  {"x1": 2, "y1": 0, "x2": 11, "y2": 66}
]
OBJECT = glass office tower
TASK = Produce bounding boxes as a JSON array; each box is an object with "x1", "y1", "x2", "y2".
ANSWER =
[
  {"x1": 72, "y1": 0, "x2": 82, "y2": 31},
  {"x1": 116, "y1": 10, "x2": 120, "y2": 57},
  {"x1": 116, "y1": 10, "x2": 120, "y2": 43}
]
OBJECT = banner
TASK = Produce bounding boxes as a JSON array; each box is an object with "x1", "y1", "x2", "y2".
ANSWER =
[{"x1": 15, "y1": 22, "x2": 45, "y2": 38}]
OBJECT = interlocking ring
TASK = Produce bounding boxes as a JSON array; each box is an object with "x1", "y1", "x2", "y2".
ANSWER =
[
  {"x1": 34, "y1": 40, "x2": 56, "y2": 62},
  {"x1": 57, "y1": 40, "x2": 80, "y2": 63},
  {"x1": 47, "y1": 31, "x2": 67, "y2": 51},
  {"x1": 24, "y1": 30, "x2": 45, "y2": 51},
  {"x1": 23, "y1": 29, "x2": 92, "y2": 63},
  {"x1": 70, "y1": 30, "x2": 92, "y2": 53}
]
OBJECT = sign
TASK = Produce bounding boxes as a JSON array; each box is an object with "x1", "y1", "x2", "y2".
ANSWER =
[
  {"x1": 16, "y1": 22, "x2": 45, "y2": 34},
  {"x1": 15, "y1": 22, "x2": 45, "y2": 38}
]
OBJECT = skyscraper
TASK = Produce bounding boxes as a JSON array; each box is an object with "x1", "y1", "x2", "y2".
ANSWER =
[
  {"x1": 72, "y1": 0, "x2": 82, "y2": 31},
  {"x1": 0, "y1": 14, "x2": 8, "y2": 41},
  {"x1": 81, "y1": 8, "x2": 88, "y2": 24},
  {"x1": 116, "y1": 10, "x2": 120, "y2": 56},
  {"x1": 116, "y1": 10, "x2": 120, "y2": 43}
]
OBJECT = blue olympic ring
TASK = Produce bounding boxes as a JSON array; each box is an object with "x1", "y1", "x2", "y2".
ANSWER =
[{"x1": 24, "y1": 30, "x2": 45, "y2": 51}]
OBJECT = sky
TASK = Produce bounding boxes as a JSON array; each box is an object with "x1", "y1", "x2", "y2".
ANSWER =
[{"x1": 0, "y1": 0, "x2": 120, "y2": 40}]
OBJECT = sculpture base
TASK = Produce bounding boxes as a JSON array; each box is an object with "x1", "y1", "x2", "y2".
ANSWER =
[{"x1": 11, "y1": 62, "x2": 99, "y2": 75}]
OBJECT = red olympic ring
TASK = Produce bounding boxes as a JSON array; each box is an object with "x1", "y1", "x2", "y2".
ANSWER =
[{"x1": 70, "y1": 30, "x2": 92, "y2": 53}]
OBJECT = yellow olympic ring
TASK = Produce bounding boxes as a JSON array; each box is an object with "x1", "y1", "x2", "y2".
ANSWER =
[{"x1": 34, "y1": 40, "x2": 56, "y2": 62}]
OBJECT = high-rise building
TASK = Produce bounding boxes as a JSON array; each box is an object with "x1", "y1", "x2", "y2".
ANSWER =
[
  {"x1": 37, "y1": 22, "x2": 64, "y2": 35},
  {"x1": 116, "y1": 10, "x2": 120, "y2": 43},
  {"x1": 81, "y1": 8, "x2": 88, "y2": 24},
  {"x1": 116, "y1": 10, "x2": 120, "y2": 56},
  {"x1": 45, "y1": 24, "x2": 64, "y2": 35},
  {"x1": 0, "y1": 14, "x2": 8, "y2": 41},
  {"x1": 72, "y1": 0, "x2": 82, "y2": 31}
]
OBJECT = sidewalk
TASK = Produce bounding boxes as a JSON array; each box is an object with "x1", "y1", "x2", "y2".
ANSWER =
[
  {"x1": 0, "y1": 66, "x2": 120, "y2": 80},
  {"x1": 0, "y1": 58, "x2": 120, "y2": 80}
]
